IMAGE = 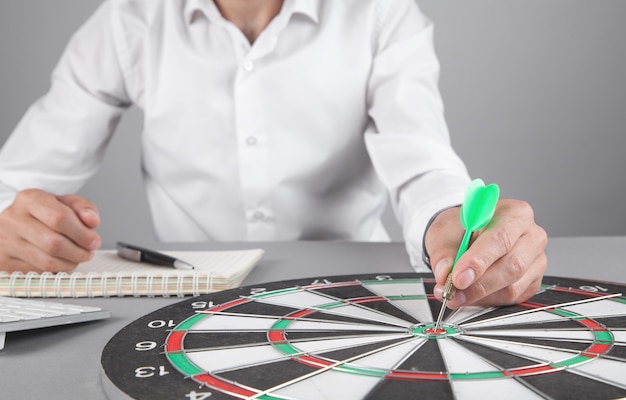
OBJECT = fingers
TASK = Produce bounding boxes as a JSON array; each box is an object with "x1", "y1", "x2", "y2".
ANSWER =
[
  {"x1": 470, "y1": 252, "x2": 547, "y2": 307},
  {"x1": 447, "y1": 225, "x2": 547, "y2": 308},
  {"x1": 27, "y1": 192, "x2": 102, "y2": 253},
  {"x1": 0, "y1": 189, "x2": 102, "y2": 273},
  {"x1": 428, "y1": 199, "x2": 548, "y2": 309},
  {"x1": 57, "y1": 194, "x2": 102, "y2": 240}
]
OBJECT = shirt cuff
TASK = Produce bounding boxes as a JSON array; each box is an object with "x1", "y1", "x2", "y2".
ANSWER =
[
  {"x1": 403, "y1": 193, "x2": 465, "y2": 272},
  {"x1": 421, "y1": 204, "x2": 461, "y2": 269},
  {"x1": 0, "y1": 181, "x2": 17, "y2": 213}
]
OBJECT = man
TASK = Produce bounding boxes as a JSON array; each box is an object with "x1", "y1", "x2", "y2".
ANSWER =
[{"x1": 0, "y1": 0, "x2": 547, "y2": 309}]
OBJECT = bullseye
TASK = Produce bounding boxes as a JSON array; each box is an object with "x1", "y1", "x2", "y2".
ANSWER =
[{"x1": 409, "y1": 322, "x2": 461, "y2": 339}]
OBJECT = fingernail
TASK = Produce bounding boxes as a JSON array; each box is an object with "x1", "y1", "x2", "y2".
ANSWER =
[
  {"x1": 81, "y1": 208, "x2": 101, "y2": 228},
  {"x1": 434, "y1": 258, "x2": 451, "y2": 280},
  {"x1": 84, "y1": 208, "x2": 100, "y2": 219},
  {"x1": 88, "y1": 239, "x2": 101, "y2": 251},
  {"x1": 433, "y1": 285, "x2": 443, "y2": 301},
  {"x1": 456, "y1": 269, "x2": 475, "y2": 289}
]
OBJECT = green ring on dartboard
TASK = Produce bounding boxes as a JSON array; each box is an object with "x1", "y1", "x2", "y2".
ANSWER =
[
  {"x1": 409, "y1": 322, "x2": 462, "y2": 338},
  {"x1": 101, "y1": 273, "x2": 626, "y2": 400}
]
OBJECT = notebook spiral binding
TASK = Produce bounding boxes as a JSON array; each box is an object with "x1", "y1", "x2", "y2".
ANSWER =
[{"x1": 1, "y1": 271, "x2": 216, "y2": 298}]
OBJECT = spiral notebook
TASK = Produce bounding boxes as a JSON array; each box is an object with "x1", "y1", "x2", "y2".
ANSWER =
[{"x1": 0, "y1": 248, "x2": 264, "y2": 298}]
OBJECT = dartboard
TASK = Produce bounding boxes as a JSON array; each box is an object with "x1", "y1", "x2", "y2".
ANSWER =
[{"x1": 101, "y1": 273, "x2": 626, "y2": 399}]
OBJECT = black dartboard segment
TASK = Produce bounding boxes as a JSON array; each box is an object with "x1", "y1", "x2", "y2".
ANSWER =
[{"x1": 101, "y1": 273, "x2": 626, "y2": 400}]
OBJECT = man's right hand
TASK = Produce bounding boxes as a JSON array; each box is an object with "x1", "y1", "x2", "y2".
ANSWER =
[{"x1": 0, "y1": 189, "x2": 101, "y2": 273}]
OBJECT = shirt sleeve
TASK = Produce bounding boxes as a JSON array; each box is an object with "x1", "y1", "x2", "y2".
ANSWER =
[
  {"x1": 364, "y1": 0, "x2": 471, "y2": 270},
  {"x1": 0, "y1": 0, "x2": 131, "y2": 211}
]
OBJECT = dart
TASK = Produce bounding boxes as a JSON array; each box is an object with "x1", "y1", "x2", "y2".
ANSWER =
[{"x1": 433, "y1": 178, "x2": 500, "y2": 331}]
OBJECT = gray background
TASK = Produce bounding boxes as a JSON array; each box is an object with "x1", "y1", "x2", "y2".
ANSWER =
[{"x1": 1, "y1": 0, "x2": 625, "y2": 244}]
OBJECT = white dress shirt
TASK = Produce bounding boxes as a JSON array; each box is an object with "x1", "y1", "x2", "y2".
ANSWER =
[{"x1": 0, "y1": 0, "x2": 470, "y2": 270}]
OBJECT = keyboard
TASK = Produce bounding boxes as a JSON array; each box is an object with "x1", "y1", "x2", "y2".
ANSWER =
[{"x1": 0, "y1": 297, "x2": 111, "y2": 350}]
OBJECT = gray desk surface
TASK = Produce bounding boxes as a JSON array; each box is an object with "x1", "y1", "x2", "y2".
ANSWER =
[{"x1": 1, "y1": 237, "x2": 625, "y2": 399}]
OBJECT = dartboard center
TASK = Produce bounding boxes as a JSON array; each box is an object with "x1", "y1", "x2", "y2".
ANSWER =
[
  {"x1": 424, "y1": 327, "x2": 446, "y2": 335},
  {"x1": 410, "y1": 323, "x2": 460, "y2": 339}
]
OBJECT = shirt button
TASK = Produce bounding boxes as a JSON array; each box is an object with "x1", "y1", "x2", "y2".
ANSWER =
[
  {"x1": 245, "y1": 136, "x2": 258, "y2": 146},
  {"x1": 253, "y1": 211, "x2": 265, "y2": 220},
  {"x1": 243, "y1": 60, "x2": 254, "y2": 71}
]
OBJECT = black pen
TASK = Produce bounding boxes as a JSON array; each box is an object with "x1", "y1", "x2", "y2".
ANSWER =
[{"x1": 116, "y1": 241, "x2": 195, "y2": 270}]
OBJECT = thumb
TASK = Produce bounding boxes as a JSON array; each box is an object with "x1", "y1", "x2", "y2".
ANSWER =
[{"x1": 58, "y1": 194, "x2": 101, "y2": 229}]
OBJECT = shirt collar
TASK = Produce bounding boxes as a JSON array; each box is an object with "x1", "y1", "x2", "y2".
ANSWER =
[
  {"x1": 289, "y1": 0, "x2": 320, "y2": 24},
  {"x1": 184, "y1": 0, "x2": 219, "y2": 24},
  {"x1": 184, "y1": 0, "x2": 320, "y2": 26}
]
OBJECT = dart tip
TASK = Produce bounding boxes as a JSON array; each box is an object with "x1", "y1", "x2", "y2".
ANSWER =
[{"x1": 433, "y1": 298, "x2": 448, "y2": 331}]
